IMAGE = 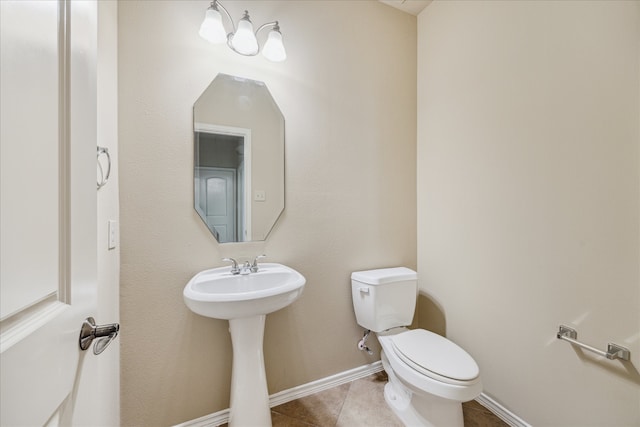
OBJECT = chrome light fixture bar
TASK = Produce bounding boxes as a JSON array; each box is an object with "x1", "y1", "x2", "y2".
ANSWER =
[{"x1": 199, "y1": 0, "x2": 286, "y2": 62}]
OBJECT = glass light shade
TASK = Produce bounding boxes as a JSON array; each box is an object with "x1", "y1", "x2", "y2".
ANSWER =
[
  {"x1": 231, "y1": 18, "x2": 258, "y2": 55},
  {"x1": 262, "y1": 29, "x2": 286, "y2": 62},
  {"x1": 199, "y1": 8, "x2": 227, "y2": 44}
]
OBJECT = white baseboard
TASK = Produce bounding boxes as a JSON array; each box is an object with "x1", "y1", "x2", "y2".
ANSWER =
[
  {"x1": 174, "y1": 361, "x2": 384, "y2": 427},
  {"x1": 175, "y1": 362, "x2": 530, "y2": 427},
  {"x1": 269, "y1": 360, "x2": 384, "y2": 407},
  {"x1": 476, "y1": 392, "x2": 531, "y2": 427}
]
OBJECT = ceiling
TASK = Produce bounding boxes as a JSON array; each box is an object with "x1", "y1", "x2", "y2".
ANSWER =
[{"x1": 379, "y1": 0, "x2": 432, "y2": 16}]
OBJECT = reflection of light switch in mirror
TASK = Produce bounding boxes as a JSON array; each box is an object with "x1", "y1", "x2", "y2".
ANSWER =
[{"x1": 254, "y1": 190, "x2": 266, "y2": 202}]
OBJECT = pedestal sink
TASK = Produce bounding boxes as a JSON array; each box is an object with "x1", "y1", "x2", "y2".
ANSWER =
[{"x1": 183, "y1": 263, "x2": 306, "y2": 427}]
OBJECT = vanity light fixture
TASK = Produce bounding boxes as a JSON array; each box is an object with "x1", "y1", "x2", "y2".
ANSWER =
[{"x1": 199, "y1": 0, "x2": 287, "y2": 62}]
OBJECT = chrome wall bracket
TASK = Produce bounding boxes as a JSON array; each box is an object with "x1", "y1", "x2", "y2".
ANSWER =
[{"x1": 557, "y1": 325, "x2": 630, "y2": 361}]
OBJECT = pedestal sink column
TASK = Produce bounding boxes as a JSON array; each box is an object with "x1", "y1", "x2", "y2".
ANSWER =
[
  {"x1": 228, "y1": 314, "x2": 271, "y2": 427},
  {"x1": 183, "y1": 264, "x2": 306, "y2": 426}
]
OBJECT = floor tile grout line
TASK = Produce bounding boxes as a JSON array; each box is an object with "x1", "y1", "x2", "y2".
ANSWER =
[{"x1": 332, "y1": 379, "x2": 352, "y2": 427}]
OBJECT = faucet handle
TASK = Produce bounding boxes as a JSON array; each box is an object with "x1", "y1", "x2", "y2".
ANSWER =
[
  {"x1": 251, "y1": 254, "x2": 266, "y2": 272},
  {"x1": 222, "y1": 257, "x2": 240, "y2": 274}
]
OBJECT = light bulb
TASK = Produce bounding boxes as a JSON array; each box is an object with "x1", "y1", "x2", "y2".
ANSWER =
[
  {"x1": 262, "y1": 28, "x2": 286, "y2": 62},
  {"x1": 231, "y1": 13, "x2": 258, "y2": 55},
  {"x1": 199, "y1": 7, "x2": 227, "y2": 44}
]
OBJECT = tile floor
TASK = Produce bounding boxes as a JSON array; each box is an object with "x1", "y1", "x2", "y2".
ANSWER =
[{"x1": 243, "y1": 372, "x2": 508, "y2": 427}]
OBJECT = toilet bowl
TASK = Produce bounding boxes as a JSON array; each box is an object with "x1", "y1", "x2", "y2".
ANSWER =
[
  {"x1": 351, "y1": 267, "x2": 482, "y2": 427},
  {"x1": 378, "y1": 328, "x2": 482, "y2": 426}
]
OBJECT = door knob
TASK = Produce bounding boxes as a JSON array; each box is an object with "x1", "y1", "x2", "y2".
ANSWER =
[{"x1": 79, "y1": 317, "x2": 119, "y2": 355}]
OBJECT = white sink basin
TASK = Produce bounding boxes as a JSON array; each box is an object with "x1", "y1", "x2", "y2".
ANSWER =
[
  {"x1": 183, "y1": 263, "x2": 306, "y2": 320},
  {"x1": 183, "y1": 262, "x2": 306, "y2": 426}
]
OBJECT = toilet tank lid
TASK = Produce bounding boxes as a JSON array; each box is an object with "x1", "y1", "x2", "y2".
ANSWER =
[{"x1": 351, "y1": 267, "x2": 417, "y2": 285}]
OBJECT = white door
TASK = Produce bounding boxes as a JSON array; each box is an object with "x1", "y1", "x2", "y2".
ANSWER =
[
  {"x1": 205, "y1": 168, "x2": 237, "y2": 243},
  {"x1": 1, "y1": 1, "x2": 99, "y2": 425}
]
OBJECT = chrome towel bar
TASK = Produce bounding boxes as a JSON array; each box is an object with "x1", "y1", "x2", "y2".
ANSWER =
[{"x1": 557, "y1": 325, "x2": 630, "y2": 361}]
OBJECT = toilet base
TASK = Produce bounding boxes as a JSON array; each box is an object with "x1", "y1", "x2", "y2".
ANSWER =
[
  {"x1": 381, "y1": 351, "x2": 465, "y2": 427},
  {"x1": 383, "y1": 379, "x2": 464, "y2": 427}
]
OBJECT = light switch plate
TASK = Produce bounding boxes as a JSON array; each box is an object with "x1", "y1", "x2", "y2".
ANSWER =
[{"x1": 108, "y1": 220, "x2": 118, "y2": 250}]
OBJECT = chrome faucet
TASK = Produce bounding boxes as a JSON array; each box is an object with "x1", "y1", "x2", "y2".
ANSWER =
[
  {"x1": 240, "y1": 261, "x2": 252, "y2": 275},
  {"x1": 223, "y1": 258, "x2": 240, "y2": 275},
  {"x1": 223, "y1": 255, "x2": 266, "y2": 275}
]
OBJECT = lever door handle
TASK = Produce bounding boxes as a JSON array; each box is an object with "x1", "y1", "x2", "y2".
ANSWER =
[{"x1": 79, "y1": 317, "x2": 120, "y2": 355}]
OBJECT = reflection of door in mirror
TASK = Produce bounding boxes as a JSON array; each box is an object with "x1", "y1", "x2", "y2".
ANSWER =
[
  {"x1": 198, "y1": 168, "x2": 236, "y2": 242},
  {"x1": 195, "y1": 124, "x2": 252, "y2": 242}
]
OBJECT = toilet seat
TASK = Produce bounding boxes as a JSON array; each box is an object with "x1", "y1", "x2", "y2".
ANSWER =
[
  {"x1": 378, "y1": 330, "x2": 482, "y2": 403},
  {"x1": 390, "y1": 329, "x2": 479, "y2": 386}
]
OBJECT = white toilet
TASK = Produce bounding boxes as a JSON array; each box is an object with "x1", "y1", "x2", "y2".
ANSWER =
[{"x1": 351, "y1": 267, "x2": 482, "y2": 427}]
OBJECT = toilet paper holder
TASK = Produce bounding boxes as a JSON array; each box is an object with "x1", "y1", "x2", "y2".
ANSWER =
[{"x1": 557, "y1": 325, "x2": 630, "y2": 361}]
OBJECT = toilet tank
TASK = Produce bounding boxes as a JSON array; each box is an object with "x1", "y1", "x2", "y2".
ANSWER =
[{"x1": 351, "y1": 267, "x2": 417, "y2": 332}]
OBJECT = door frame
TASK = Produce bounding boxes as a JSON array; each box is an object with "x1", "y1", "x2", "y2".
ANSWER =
[{"x1": 194, "y1": 123, "x2": 252, "y2": 241}]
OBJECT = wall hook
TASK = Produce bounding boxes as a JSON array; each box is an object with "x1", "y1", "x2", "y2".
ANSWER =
[{"x1": 97, "y1": 146, "x2": 111, "y2": 190}]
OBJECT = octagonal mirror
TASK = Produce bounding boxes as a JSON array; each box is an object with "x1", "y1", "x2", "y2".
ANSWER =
[{"x1": 194, "y1": 74, "x2": 284, "y2": 243}]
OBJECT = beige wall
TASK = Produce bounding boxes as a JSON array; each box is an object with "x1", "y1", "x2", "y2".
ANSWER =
[
  {"x1": 417, "y1": 1, "x2": 640, "y2": 426},
  {"x1": 118, "y1": 1, "x2": 416, "y2": 425}
]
